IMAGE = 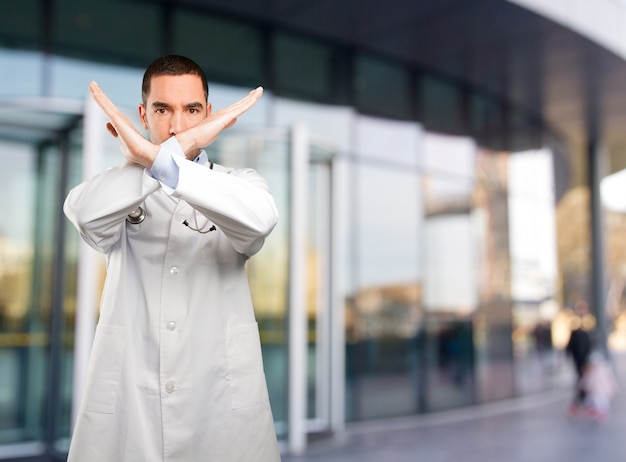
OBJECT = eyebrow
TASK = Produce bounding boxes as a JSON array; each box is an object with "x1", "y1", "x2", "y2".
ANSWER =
[
  {"x1": 151, "y1": 101, "x2": 205, "y2": 110},
  {"x1": 151, "y1": 101, "x2": 171, "y2": 109},
  {"x1": 186, "y1": 102, "x2": 205, "y2": 109}
]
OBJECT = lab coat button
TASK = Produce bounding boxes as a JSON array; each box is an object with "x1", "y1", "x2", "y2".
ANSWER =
[
  {"x1": 165, "y1": 381, "x2": 175, "y2": 393},
  {"x1": 170, "y1": 266, "x2": 180, "y2": 275},
  {"x1": 167, "y1": 321, "x2": 176, "y2": 331}
]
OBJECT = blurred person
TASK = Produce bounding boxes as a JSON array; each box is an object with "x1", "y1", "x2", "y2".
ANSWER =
[
  {"x1": 64, "y1": 55, "x2": 280, "y2": 462},
  {"x1": 579, "y1": 351, "x2": 618, "y2": 421},
  {"x1": 532, "y1": 321, "x2": 553, "y2": 353},
  {"x1": 565, "y1": 300, "x2": 593, "y2": 416}
]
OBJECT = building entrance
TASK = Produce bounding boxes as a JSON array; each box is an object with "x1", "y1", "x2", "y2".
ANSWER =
[
  {"x1": 0, "y1": 110, "x2": 347, "y2": 459},
  {"x1": 0, "y1": 99, "x2": 84, "y2": 461}
]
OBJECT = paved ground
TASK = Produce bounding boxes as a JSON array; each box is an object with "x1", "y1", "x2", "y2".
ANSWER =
[{"x1": 283, "y1": 353, "x2": 626, "y2": 462}]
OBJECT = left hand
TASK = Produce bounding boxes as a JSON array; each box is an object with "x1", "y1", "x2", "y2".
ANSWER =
[{"x1": 175, "y1": 87, "x2": 264, "y2": 156}]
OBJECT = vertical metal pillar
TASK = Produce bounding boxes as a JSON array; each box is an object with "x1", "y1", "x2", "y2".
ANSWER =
[
  {"x1": 288, "y1": 123, "x2": 309, "y2": 454},
  {"x1": 329, "y1": 152, "x2": 347, "y2": 438},
  {"x1": 71, "y1": 95, "x2": 104, "y2": 427},
  {"x1": 45, "y1": 129, "x2": 71, "y2": 457},
  {"x1": 587, "y1": 136, "x2": 609, "y2": 356}
]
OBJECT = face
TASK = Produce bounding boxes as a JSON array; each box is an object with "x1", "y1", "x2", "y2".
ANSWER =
[{"x1": 139, "y1": 74, "x2": 211, "y2": 156}]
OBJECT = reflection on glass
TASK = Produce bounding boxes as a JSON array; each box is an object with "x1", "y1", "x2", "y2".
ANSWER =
[
  {"x1": 346, "y1": 162, "x2": 422, "y2": 421},
  {"x1": 507, "y1": 149, "x2": 562, "y2": 393},
  {"x1": 0, "y1": 132, "x2": 81, "y2": 449},
  {"x1": 0, "y1": 141, "x2": 38, "y2": 443},
  {"x1": 420, "y1": 134, "x2": 477, "y2": 411},
  {"x1": 472, "y1": 147, "x2": 515, "y2": 403}
]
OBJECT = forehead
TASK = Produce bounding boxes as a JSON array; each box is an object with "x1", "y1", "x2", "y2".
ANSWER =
[{"x1": 147, "y1": 74, "x2": 206, "y2": 103}]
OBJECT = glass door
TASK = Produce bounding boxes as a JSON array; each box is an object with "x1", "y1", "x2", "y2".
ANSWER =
[
  {"x1": 287, "y1": 126, "x2": 341, "y2": 454},
  {"x1": 0, "y1": 103, "x2": 83, "y2": 461}
]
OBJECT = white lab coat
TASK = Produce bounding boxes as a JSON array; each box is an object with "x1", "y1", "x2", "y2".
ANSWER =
[{"x1": 64, "y1": 152, "x2": 281, "y2": 462}]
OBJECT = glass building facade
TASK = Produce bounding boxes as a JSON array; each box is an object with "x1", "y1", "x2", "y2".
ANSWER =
[{"x1": 0, "y1": 0, "x2": 616, "y2": 460}]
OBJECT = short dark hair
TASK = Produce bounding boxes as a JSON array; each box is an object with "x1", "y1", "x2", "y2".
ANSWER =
[{"x1": 141, "y1": 55, "x2": 209, "y2": 104}]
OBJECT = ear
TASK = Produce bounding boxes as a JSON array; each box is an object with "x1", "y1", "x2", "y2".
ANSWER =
[
  {"x1": 138, "y1": 103, "x2": 149, "y2": 130},
  {"x1": 206, "y1": 102, "x2": 212, "y2": 116}
]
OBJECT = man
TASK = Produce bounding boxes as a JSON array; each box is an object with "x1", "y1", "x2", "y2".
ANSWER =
[
  {"x1": 64, "y1": 55, "x2": 281, "y2": 461},
  {"x1": 565, "y1": 300, "x2": 593, "y2": 416}
]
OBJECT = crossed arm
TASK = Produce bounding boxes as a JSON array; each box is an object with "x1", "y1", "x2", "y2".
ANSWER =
[{"x1": 88, "y1": 81, "x2": 264, "y2": 167}]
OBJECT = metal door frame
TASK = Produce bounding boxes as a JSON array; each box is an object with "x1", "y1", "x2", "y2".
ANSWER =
[{"x1": 288, "y1": 124, "x2": 346, "y2": 454}]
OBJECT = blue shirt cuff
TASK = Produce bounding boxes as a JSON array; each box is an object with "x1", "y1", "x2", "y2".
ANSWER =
[{"x1": 149, "y1": 137, "x2": 183, "y2": 189}]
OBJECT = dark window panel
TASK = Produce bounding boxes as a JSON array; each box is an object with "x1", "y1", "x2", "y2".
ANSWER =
[
  {"x1": 469, "y1": 92, "x2": 506, "y2": 150},
  {"x1": 273, "y1": 32, "x2": 333, "y2": 103},
  {"x1": 354, "y1": 53, "x2": 413, "y2": 120},
  {"x1": 1, "y1": 1, "x2": 42, "y2": 50},
  {"x1": 419, "y1": 75, "x2": 464, "y2": 135},
  {"x1": 52, "y1": 0, "x2": 161, "y2": 65},
  {"x1": 172, "y1": 10, "x2": 263, "y2": 88}
]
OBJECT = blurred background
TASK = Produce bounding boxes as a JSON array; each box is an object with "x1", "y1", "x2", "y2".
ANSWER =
[{"x1": 3, "y1": 0, "x2": 626, "y2": 460}]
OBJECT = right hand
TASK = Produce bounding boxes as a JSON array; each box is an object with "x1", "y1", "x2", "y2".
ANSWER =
[{"x1": 89, "y1": 81, "x2": 159, "y2": 168}]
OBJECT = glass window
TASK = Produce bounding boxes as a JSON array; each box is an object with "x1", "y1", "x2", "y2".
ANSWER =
[
  {"x1": 173, "y1": 11, "x2": 263, "y2": 87},
  {"x1": 49, "y1": 56, "x2": 143, "y2": 103},
  {"x1": 469, "y1": 92, "x2": 504, "y2": 150},
  {"x1": 0, "y1": 49, "x2": 44, "y2": 98},
  {"x1": 422, "y1": 214, "x2": 476, "y2": 313},
  {"x1": 273, "y1": 33, "x2": 334, "y2": 102},
  {"x1": 354, "y1": 54, "x2": 413, "y2": 120},
  {"x1": 508, "y1": 149, "x2": 561, "y2": 394},
  {"x1": 0, "y1": 1, "x2": 41, "y2": 50},
  {"x1": 419, "y1": 75, "x2": 464, "y2": 135},
  {"x1": 0, "y1": 127, "x2": 81, "y2": 449},
  {"x1": 53, "y1": 0, "x2": 161, "y2": 64},
  {"x1": 354, "y1": 115, "x2": 421, "y2": 166},
  {"x1": 473, "y1": 147, "x2": 515, "y2": 403},
  {"x1": 0, "y1": 140, "x2": 40, "y2": 444},
  {"x1": 420, "y1": 133, "x2": 478, "y2": 411},
  {"x1": 273, "y1": 98, "x2": 354, "y2": 152},
  {"x1": 422, "y1": 132, "x2": 475, "y2": 179},
  {"x1": 346, "y1": 161, "x2": 422, "y2": 421},
  {"x1": 421, "y1": 204, "x2": 476, "y2": 411}
]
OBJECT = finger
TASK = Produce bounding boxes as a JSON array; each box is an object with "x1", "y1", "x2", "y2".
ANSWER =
[
  {"x1": 89, "y1": 81, "x2": 123, "y2": 121},
  {"x1": 249, "y1": 86, "x2": 264, "y2": 97},
  {"x1": 89, "y1": 81, "x2": 110, "y2": 110},
  {"x1": 217, "y1": 86, "x2": 263, "y2": 116},
  {"x1": 89, "y1": 82, "x2": 138, "y2": 138}
]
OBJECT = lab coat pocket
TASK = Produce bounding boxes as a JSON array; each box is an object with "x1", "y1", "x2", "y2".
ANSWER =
[
  {"x1": 202, "y1": 234, "x2": 239, "y2": 263},
  {"x1": 82, "y1": 324, "x2": 126, "y2": 414},
  {"x1": 225, "y1": 323, "x2": 269, "y2": 410}
]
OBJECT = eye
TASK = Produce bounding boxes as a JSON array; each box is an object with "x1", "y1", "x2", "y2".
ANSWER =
[{"x1": 156, "y1": 108, "x2": 167, "y2": 115}]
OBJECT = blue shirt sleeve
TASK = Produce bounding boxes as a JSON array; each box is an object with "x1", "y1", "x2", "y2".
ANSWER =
[{"x1": 149, "y1": 137, "x2": 183, "y2": 189}]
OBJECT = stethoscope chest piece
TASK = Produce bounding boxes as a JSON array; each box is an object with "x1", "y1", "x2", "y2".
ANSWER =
[{"x1": 126, "y1": 206, "x2": 146, "y2": 224}]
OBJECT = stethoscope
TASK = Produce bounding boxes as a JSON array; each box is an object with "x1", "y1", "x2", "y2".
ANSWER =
[
  {"x1": 182, "y1": 211, "x2": 217, "y2": 233},
  {"x1": 126, "y1": 206, "x2": 216, "y2": 233},
  {"x1": 126, "y1": 207, "x2": 146, "y2": 224}
]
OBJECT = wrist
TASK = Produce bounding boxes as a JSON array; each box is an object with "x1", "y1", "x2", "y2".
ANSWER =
[
  {"x1": 175, "y1": 132, "x2": 196, "y2": 158},
  {"x1": 144, "y1": 144, "x2": 160, "y2": 168}
]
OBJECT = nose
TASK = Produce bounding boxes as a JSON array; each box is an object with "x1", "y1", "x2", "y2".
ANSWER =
[{"x1": 169, "y1": 112, "x2": 185, "y2": 136}]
